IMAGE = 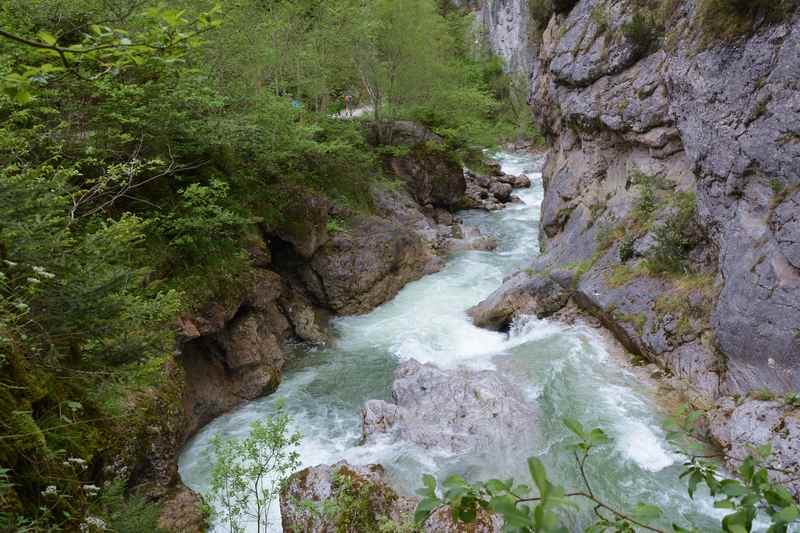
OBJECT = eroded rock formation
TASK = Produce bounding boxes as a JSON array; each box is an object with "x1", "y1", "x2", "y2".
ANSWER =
[{"x1": 476, "y1": 0, "x2": 800, "y2": 488}]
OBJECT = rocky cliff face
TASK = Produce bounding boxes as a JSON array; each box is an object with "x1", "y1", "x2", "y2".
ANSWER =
[
  {"x1": 477, "y1": 0, "x2": 535, "y2": 76},
  {"x1": 476, "y1": 0, "x2": 800, "y2": 489}
]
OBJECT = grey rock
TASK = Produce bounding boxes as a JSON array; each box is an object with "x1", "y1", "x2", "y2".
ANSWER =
[
  {"x1": 362, "y1": 359, "x2": 536, "y2": 454},
  {"x1": 490, "y1": 181, "x2": 513, "y2": 202},
  {"x1": 308, "y1": 215, "x2": 433, "y2": 315},
  {"x1": 468, "y1": 270, "x2": 569, "y2": 330},
  {"x1": 708, "y1": 399, "x2": 800, "y2": 497}
]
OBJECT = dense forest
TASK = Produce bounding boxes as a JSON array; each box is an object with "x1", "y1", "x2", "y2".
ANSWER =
[{"x1": 0, "y1": 0, "x2": 534, "y2": 530}]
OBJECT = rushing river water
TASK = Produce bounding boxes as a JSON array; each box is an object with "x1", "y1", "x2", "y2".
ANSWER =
[{"x1": 179, "y1": 152, "x2": 725, "y2": 532}]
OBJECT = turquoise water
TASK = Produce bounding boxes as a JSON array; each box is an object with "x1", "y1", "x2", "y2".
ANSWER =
[{"x1": 179, "y1": 152, "x2": 724, "y2": 532}]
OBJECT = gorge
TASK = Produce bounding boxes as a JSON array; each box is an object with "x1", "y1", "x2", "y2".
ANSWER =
[{"x1": 1, "y1": 0, "x2": 798, "y2": 531}]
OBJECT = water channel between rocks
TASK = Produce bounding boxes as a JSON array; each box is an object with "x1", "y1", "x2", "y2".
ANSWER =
[{"x1": 179, "y1": 151, "x2": 725, "y2": 532}]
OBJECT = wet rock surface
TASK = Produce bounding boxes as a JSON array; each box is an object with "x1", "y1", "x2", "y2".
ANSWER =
[
  {"x1": 468, "y1": 270, "x2": 568, "y2": 330},
  {"x1": 304, "y1": 214, "x2": 434, "y2": 315},
  {"x1": 475, "y1": 0, "x2": 800, "y2": 489},
  {"x1": 280, "y1": 461, "x2": 501, "y2": 532},
  {"x1": 361, "y1": 359, "x2": 536, "y2": 453},
  {"x1": 464, "y1": 167, "x2": 532, "y2": 211},
  {"x1": 177, "y1": 269, "x2": 325, "y2": 438}
]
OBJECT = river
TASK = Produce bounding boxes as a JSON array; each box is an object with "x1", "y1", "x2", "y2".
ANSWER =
[{"x1": 179, "y1": 151, "x2": 724, "y2": 532}]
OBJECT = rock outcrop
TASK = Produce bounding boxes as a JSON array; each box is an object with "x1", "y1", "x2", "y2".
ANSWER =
[
  {"x1": 368, "y1": 121, "x2": 467, "y2": 209},
  {"x1": 361, "y1": 359, "x2": 536, "y2": 453},
  {"x1": 707, "y1": 398, "x2": 800, "y2": 498},
  {"x1": 476, "y1": 0, "x2": 800, "y2": 395},
  {"x1": 464, "y1": 167, "x2": 532, "y2": 210},
  {"x1": 475, "y1": 0, "x2": 800, "y2": 488},
  {"x1": 177, "y1": 269, "x2": 325, "y2": 436},
  {"x1": 280, "y1": 461, "x2": 501, "y2": 532}
]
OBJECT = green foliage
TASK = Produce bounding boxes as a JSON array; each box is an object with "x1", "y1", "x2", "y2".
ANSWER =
[
  {"x1": 622, "y1": 9, "x2": 659, "y2": 57},
  {"x1": 0, "y1": 0, "x2": 534, "y2": 527},
  {"x1": 529, "y1": 0, "x2": 556, "y2": 31},
  {"x1": 697, "y1": 0, "x2": 795, "y2": 41},
  {"x1": 646, "y1": 192, "x2": 698, "y2": 274},
  {"x1": 619, "y1": 233, "x2": 636, "y2": 262},
  {"x1": 632, "y1": 171, "x2": 659, "y2": 220},
  {"x1": 417, "y1": 411, "x2": 800, "y2": 532},
  {"x1": 205, "y1": 404, "x2": 302, "y2": 533}
]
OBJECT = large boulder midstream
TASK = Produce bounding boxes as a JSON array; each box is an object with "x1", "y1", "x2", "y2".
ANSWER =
[
  {"x1": 280, "y1": 461, "x2": 501, "y2": 532},
  {"x1": 361, "y1": 359, "x2": 536, "y2": 453}
]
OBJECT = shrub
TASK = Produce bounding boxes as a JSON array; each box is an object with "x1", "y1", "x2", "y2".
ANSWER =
[
  {"x1": 646, "y1": 192, "x2": 697, "y2": 274},
  {"x1": 632, "y1": 171, "x2": 658, "y2": 219},
  {"x1": 622, "y1": 9, "x2": 659, "y2": 57},
  {"x1": 619, "y1": 233, "x2": 636, "y2": 262},
  {"x1": 528, "y1": 0, "x2": 554, "y2": 30},
  {"x1": 697, "y1": 0, "x2": 795, "y2": 41}
]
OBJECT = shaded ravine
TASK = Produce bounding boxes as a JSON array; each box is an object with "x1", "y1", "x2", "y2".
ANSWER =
[{"x1": 179, "y1": 152, "x2": 723, "y2": 532}]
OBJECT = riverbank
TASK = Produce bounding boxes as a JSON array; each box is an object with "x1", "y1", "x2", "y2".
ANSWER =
[{"x1": 180, "y1": 151, "x2": 728, "y2": 532}]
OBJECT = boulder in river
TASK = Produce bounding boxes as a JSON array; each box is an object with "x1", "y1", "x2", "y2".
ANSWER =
[
  {"x1": 361, "y1": 359, "x2": 536, "y2": 453},
  {"x1": 280, "y1": 461, "x2": 500, "y2": 532},
  {"x1": 468, "y1": 270, "x2": 570, "y2": 330}
]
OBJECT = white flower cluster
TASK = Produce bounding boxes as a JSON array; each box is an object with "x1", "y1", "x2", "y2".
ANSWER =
[
  {"x1": 32, "y1": 266, "x2": 56, "y2": 279},
  {"x1": 63, "y1": 457, "x2": 88, "y2": 470},
  {"x1": 40, "y1": 485, "x2": 58, "y2": 497},
  {"x1": 79, "y1": 515, "x2": 108, "y2": 531},
  {"x1": 82, "y1": 484, "x2": 101, "y2": 496}
]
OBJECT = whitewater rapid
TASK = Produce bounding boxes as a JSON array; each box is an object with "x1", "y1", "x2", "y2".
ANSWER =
[{"x1": 178, "y1": 152, "x2": 724, "y2": 532}]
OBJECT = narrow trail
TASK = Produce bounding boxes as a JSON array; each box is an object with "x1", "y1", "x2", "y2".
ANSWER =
[
  {"x1": 179, "y1": 151, "x2": 724, "y2": 532},
  {"x1": 332, "y1": 104, "x2": 373, "y2": 119}
]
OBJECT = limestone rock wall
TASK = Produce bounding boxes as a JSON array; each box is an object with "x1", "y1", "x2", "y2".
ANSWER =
[
  {"x1": 477, "y1": 0, "x2": 535, "y2": 77},
  {"x1": 475, "y1": 0, "x2": 800, "y2": 488},
  {"x1": 478, "y1": 0, "x2": 800, "y2": 397}
]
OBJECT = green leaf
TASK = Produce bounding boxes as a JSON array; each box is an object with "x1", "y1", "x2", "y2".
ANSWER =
[
  {"x1": 631, "y1": 503, "x2": 663, "y2": 522},
  {"x1": 588, "y1": 428, "x2": 610, "y2": 446},
  {"x1": 765, "y1": 487, "x2": 794, "y2": 508},
  {"x1": 414, "y1": 497, "x2": 440, "y2": 525},
  {"x1": 738, "y1": 456, "x2": 755, "y2": 482},
  {"x1": 14, "y1": 88, "x2": 31, "y2": 104},
  {"x1": 720, "y1": 480, "x2": 748, "y2": 497},
  {"x1": 688, "y1": 470, "x2": 703, "y2": 499},
  {"x1": 563, "y1": 417, "x2": 585, "y2": 439},
  {"x1": 527, "y1": 457, "x2": 549, "y2": 496},
  {"x1": 37, "y1": 31, "x2": 57, "y2": 46},
  {"x1": 484, "y1": 479, "x2": 506, "y2": 495},
  {"x1": 773, "y1": 505, "x2": 800, "y2": 524},
  {"x1": 443, "y1": 475, "x2": 467, "y2": 489}
]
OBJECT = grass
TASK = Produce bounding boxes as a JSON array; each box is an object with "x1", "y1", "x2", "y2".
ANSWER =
[
  {"x1": 606, "y1": 263, "x2": 649, "y2": 288},
  {"x1": 696, "y1": 0, "x2": 796, "y2": 43},
  {"x1": 652, "y1": 273, "x2": 718, "y2": 338}
]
